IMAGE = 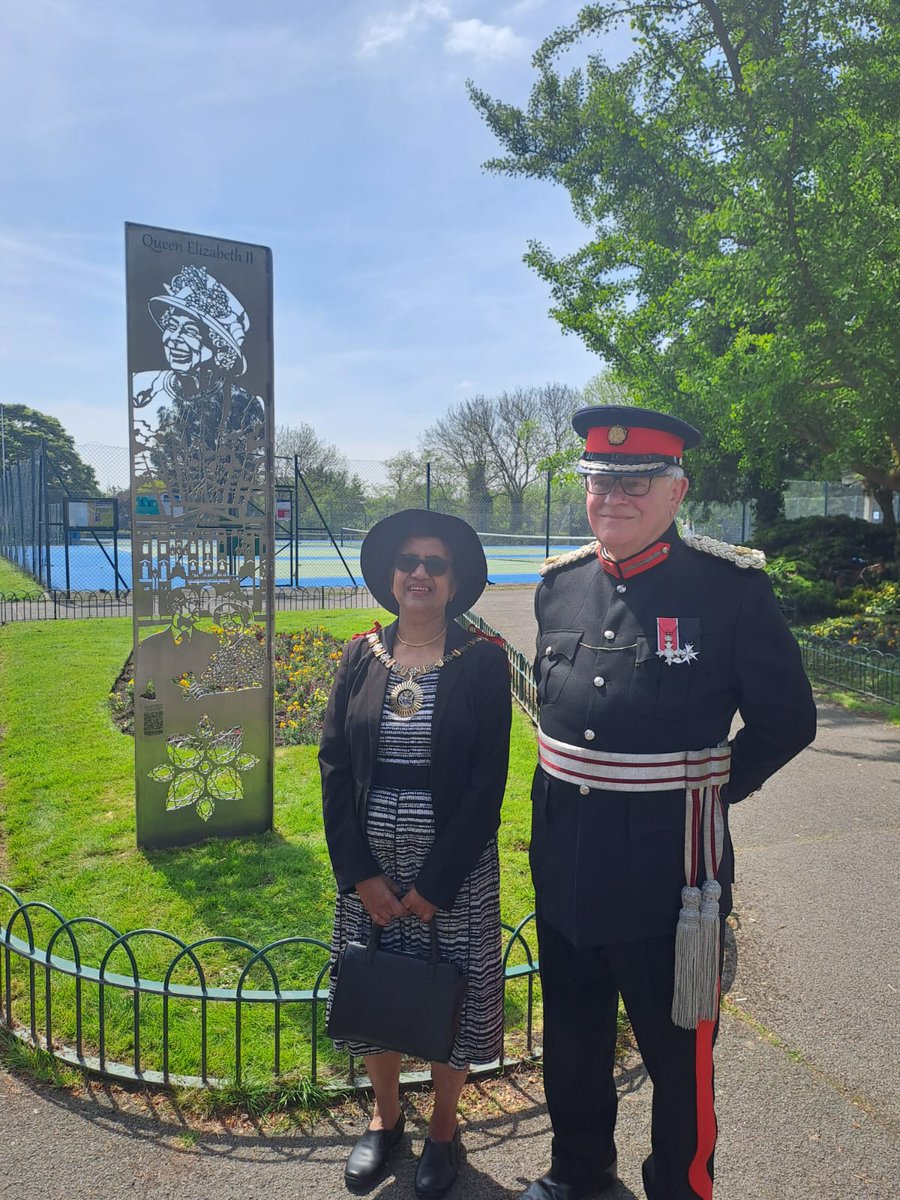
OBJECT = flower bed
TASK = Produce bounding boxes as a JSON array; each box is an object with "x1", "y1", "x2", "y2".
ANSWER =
[
  {"x1": 274, "y1": 626, "x2": 344, "y2": 743},
  {"x1": 110, "y1": 625, "x2": 345, "y2": 745},
  {"x1": 806, "y1": 581, "x2": 899, "y2": 652}
]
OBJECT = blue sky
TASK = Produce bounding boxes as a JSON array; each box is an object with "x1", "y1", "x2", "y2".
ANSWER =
[{"x1": 1, "y1": 1, "x2": 633, "y2": 470}]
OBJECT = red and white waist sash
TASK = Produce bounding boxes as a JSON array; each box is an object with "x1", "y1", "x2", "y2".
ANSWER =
[
  {"x1": 538, "y1": 726, "x2": 731, "y2": 792},
  {"x1": 538, "y1": 725, "x2": 731, "y2": 1030}
]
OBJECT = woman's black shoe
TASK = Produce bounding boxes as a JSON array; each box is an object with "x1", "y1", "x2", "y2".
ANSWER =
[
  {"x1": 344, "y1": 1110, "x2": 405, "y2": 1192},
  {"x1": 414, "y1": 1126, "x2": 461, "y2": 1199}
]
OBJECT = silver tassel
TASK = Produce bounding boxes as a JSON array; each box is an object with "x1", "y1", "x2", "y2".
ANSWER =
[
  {"x1": 671, "y1": 884, "x2": 702, "y2": 1029},
  {"x1": 697, "y1": 879, "x2": 722, "y2": 1022}
]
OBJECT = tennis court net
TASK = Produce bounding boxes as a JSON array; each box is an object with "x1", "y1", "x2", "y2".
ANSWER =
[{"x1": 341, "y1": 527, "x2": 593, "y2": 563}]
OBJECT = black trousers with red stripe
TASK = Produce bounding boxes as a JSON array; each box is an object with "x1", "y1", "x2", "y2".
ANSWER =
[{"x1": 536, "y1": 912, "x2": 722, "y2": 1200}]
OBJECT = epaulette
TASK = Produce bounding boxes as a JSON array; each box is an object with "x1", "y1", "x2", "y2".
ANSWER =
[
  {"x1": 540, "y1": 541, "x2": 599, "y2": 577},
  {"x1": 351, "y1": 620, "x2": 382, "y2": 639},
  {"x1": 682, "y1": 533, "x2": 766, "y2": 570}
]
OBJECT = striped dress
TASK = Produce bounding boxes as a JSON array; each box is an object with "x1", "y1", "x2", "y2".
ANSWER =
[{"x1": 328, "y1": 667, "x2": 504, "y2": 1069}]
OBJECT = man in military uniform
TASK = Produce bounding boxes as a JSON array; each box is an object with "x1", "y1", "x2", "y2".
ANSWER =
[{"x1": 521, "y1": 407, "x2": 816, "y2": 1200}]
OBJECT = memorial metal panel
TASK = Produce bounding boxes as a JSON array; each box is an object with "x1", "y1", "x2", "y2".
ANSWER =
[{"x1": 125, "y1": 223, "x2": 274, "y2": 848}]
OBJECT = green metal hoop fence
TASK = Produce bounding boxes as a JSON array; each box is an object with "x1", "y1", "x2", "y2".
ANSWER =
[
  {"x1": 0, "y1": 884, "x2": 540, "y2": 1091},
  {"x1": 0, "y1": 586, "x2": 381, "y2": 624},
  {"x1": 794, "y1": 632, "x2": 899, "y2": 703}
]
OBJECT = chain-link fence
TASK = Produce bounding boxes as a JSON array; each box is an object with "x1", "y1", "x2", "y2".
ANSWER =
[{"x1": 2, "y1": 442, "x2": 896, "y2": 593}]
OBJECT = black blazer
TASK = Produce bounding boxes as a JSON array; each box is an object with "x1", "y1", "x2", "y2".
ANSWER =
[{"x1": 319, "y1": 619, "x2": 512, "y2": 911}]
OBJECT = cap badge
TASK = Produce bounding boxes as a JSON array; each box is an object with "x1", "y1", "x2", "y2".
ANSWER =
[
  {"x1": 608, "y1": 424, "x2": 628, "y2": 446},
  {"x1": 656, "y1": 617, "x2": 699, "y2": 666}
]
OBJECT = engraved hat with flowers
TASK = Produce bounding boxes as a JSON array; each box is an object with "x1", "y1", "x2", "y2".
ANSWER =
[
  {"x1": 572, "y1": 405, "x2": 702, "y2": 476},
  {"x1": 149, "y1": 264, "x2": 250, "y2": 375}
]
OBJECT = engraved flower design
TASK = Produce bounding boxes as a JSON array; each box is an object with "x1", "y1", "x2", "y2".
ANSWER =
[
  {"x1": 169, "y1": 264, "x2": 231, "y2": 320},
  {"x1": 149, "y1": 715, "x2": 259, "y2": 821}
]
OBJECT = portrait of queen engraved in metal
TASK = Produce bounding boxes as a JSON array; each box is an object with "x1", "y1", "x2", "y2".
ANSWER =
[{"x1": 131, "y1": 264, "x2": 266, "y2": 525}]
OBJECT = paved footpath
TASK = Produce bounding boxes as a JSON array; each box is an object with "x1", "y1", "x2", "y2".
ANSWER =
[{"x1": 3, "y1": 588, "x2": 899, "y2": 1199}]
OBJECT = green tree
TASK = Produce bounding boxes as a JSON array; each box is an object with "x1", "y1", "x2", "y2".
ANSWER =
[
  {"x1": 0, "y1": 403, "x2": 98, "y2": 497},
  {"x1": 422, "y1": 396, "x2": 496, "y2": 529},
  {"x1": 469, "y1": 1, "x2": 900, "y2": 539},
  {"x1": 424, "y1": 384, "x2": 581, "y2": 532},
  {"x1": 274, "y1": 421, "x2": 365, "y2": 535}
]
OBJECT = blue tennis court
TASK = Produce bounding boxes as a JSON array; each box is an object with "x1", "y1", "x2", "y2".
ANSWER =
[{"x1": 4, "y1": 533, "x2": 593, "y2": 593}]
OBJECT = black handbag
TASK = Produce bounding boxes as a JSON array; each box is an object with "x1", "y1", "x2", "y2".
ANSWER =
[{"x1": 327, "y1": 921, "x2": 468, "y2": 1062}]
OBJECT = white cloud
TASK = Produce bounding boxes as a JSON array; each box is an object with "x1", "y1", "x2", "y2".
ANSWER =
[
  {"x1": 444, "y1": 18, "x2": 526, "y2": 60},
  {"x1": 357, "y1": 1, "x2": 451, "y2": 58}
]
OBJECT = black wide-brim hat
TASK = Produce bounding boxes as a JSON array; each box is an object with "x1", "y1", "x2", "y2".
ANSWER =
[{"x1": 360, "y1": 509, "x2": 488, "y2": 618}]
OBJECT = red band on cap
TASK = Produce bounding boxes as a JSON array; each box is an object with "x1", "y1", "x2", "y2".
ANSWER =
[{"x1": 585, "y1": 426, "x2": 684, "y2": 457}]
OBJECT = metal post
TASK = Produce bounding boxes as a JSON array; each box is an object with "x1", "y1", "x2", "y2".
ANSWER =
[
  {"x1": 544, "y1": 469, "x2": 552, "y2": 560},
  {"x1": 16, "y1": 458, "x2": 26, "y2": 575},
  {"x1": 293, "y1": 464, "x2": 300, "y2": 587},
  {"x1": 64, "y1": 513, "x2": 71, "y2": 597},
  {"x1": 30, "y1": 448, "x2": 38, "y2": 578},
  {"x1": 426, "y1": 461, "x2": 431, "y2": 510},
  {"x1": 823, "y1": 480, "x2": 829, "y2": 517},
  {"x1": 295, "y1": 455, "x2": 358, "y2": 586},
  {"x1": 42, "y1": 443, "x2": 52, "y2": 591}
]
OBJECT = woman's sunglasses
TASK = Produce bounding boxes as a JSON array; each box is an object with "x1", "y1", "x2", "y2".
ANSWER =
[{"x1": 393, "y1": 553, "x2": 452, "y2": 577}]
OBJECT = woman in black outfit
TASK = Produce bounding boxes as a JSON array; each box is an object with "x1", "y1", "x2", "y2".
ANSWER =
[{"x1": 320, "y1": 509, "x2": 511, "y2": 1198}]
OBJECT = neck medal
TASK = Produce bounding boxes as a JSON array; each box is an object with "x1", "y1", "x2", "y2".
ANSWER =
[
  {"x1": 388, "y1": 677, "x2": 425, "y2": 718},
  {"x1": 365, "y1": 627, "x2": 475, "y2": 719}
]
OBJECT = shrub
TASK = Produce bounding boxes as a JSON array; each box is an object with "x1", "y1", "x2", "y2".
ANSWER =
[
  {"x1": 754, "y1": 515, "x2": 895, "y2": 581},
  {"x1": 765, "y1": 556, "x2": 839, "y2": 616}
]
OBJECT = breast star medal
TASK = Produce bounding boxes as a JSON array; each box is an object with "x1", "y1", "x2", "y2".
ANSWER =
[{"x1": 655, "y1": 616, "x2": 700, "y2": 665}]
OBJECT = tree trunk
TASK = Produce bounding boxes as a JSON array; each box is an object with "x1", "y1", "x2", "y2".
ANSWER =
[
  {"x1": 751, "y1": 485, "x2": 784, "y2": 528},
  {"x1": 870, "y1": 485, "x2": 896, "y2": 535},
  {"x1": 466, "y1": 464, "x2": 492, "y2": 531},
  {"x1": 509, "y1": 492, "x2": 525, "y2": 534},
  {"x1": 868, "y1": 484, "x2": 899, "y2": 561}
]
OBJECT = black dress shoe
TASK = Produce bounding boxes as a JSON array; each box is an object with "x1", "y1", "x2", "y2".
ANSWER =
[
  {"x1": 517, "y1": 1159, "x2": 619, "y2": 1200},
  {"x1": 415, "y1": 1126, "x2": 461, "y2": 1199},
  {"x1": 344, "y1": 1110, "x2": 405, "y2": 1192}
]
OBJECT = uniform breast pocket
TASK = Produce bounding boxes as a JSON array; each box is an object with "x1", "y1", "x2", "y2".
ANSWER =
[
  {"x1": 630, "y1": 624, "x2": 719, "y2": 721},
  {"x1": 535, "y1": 630, "x2": 583, "y2": 706}
]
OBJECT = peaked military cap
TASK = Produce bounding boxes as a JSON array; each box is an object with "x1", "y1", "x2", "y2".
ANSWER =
[{"x1": 573, "y1": 405, "x2": 702, "y2": 476}]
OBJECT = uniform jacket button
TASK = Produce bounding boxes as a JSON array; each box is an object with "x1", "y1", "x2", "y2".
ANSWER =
[
  {"x1": 603, "y1": 630, "x2": 615, "y2": 641},
  {"x1": 579, "y1": 785, "x2": 590, "y2": 796},
  {"x1": 616, "y1": 584, "x2": 627, "y2": 593},
  {"x1": 593, "y1": 676, "x2": 605, "y2": 687},
  {"x1": 545, "y1": 645, "x2": 553, "y2": 656},
  {"x1": 584, "y1": 729, "x2": 596, "y2": 741}
]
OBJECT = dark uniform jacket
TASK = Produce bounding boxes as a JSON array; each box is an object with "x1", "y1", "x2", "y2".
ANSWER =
[
  {"x1": 320, "y1": 619, "x2": 512, "y2": 912},
  {"x1": 532, "y1": 524, "x2": 816, "y2": 947}
]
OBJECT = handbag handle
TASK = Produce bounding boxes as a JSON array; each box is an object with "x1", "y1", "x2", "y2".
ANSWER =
[{"x1": 365, "y1": 919, "x2": 441, "y2": 966}]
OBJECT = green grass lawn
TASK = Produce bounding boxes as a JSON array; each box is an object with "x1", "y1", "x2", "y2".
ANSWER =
[
  {"x1": 0, "y1": 557, "x2": 41, "y2": 594},
  {"x1": 0, "y1": 609, "x2": 538, "y2": 1082}
]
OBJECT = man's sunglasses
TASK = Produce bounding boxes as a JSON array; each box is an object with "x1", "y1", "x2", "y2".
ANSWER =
[
  {"x1": 393, "y1": 553, "x2": 453, "y2": 577},
  {"x1": 584, "y1": 474, "x2": 657, "y2": 497}
]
